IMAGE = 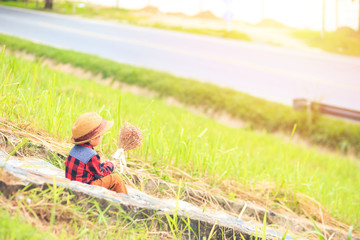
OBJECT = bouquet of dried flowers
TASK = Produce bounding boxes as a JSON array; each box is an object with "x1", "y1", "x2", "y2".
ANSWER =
[{"x1": 112, "y1": 122, "x2": 142, "y2": 173}]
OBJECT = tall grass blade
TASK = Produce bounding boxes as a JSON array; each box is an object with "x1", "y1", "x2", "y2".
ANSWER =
[
  {"x1": 207, "y1": 220, "x2": 218, "y2": 239},
  {"x1": 347, "y1": 226, "x2": 353, "y2": 240},
  {"x1": 262, "y1": 211, "x2": 267, "y2": 240},
  {"x1": 4, "y1": 138, "x2": 29, "y2": 163}
]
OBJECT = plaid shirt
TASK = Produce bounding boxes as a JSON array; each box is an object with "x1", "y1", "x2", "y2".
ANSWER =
[{"x1": 65, "y1": 143, "x2": 114, "y2": 184}]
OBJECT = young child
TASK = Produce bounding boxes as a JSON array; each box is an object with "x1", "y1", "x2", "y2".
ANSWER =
[{"x1": 65, "y1": 112, "x2": 128, "y2": 194}]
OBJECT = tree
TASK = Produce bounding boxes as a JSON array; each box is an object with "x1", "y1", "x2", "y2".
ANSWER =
[{"x1": 44, "y1": 0, "x2": 53, "y2": 10}]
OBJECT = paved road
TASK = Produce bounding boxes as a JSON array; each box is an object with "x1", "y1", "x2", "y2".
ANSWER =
[{"x1": 1, "y1": 5, "x2": 360, "y2": 110}]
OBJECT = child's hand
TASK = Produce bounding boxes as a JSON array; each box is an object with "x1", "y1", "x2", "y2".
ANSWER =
[{"x1": 110, "y1": 160, "x2": 118, "y2": 169}]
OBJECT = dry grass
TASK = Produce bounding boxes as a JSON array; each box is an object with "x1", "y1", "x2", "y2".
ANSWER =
[
  {"x1": 0, "y1": 117, "x2": 70, "y2": 157},
  {"x1": 0, "y1": 181, "x2": 168, "y2": 239},
  {"x1": 0, "y1": 180, "x2": 89, "y2": 237},
  {"x1": 0, "y1": 119, "x2": 358, "y2": 239}
]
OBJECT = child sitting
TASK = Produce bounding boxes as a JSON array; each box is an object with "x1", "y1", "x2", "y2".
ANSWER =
[{"x1": 65, "y1": 112, "x2": 128, "y2": 194}]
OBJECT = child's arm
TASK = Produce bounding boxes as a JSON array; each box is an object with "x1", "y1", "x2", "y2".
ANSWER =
[{"x1": 86, "y1": 154, "x2": 114, "y2": 178}]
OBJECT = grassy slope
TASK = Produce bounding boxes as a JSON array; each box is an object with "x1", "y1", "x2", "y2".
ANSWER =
[
  {"x1": 1, "y1": 48, "x2": 359, "y2": 229},
  {"x1": 0, "y1": 207, "x2": 52, "y2": 240},
  {"x1": 1, "y1": 34, "x2": 359, "y2": 154},
  {"x1": 0, "y1": 182, "x2": 161, "y2": 239}
]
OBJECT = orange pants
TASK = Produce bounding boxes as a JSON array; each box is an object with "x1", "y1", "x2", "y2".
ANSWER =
[{"x1": 91, "y1": 174, "x2": 128, "y2": 194}]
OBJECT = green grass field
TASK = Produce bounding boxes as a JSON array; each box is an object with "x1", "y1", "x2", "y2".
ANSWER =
[
  {"x1": 1, "y1": 47, "x2": 359, "y2": 232},
  {"x1": 0, "y1": 207, "x2": 52, "y2": 239},
  {"x1": 1, "y1": 34, "x2": 359, "y2": 155}
]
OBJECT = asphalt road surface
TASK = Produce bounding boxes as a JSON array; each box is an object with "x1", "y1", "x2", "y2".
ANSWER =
[{"x1": 1, "y1": 5, "x2": 360, "y2": 111}]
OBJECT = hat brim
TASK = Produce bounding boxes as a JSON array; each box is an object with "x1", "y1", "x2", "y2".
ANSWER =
[{"x1": 71, "y1": 120, "x2": 114, "y2": 145}]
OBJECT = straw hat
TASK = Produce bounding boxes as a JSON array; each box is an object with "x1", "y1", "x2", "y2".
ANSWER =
[{"x1": 71, "y1": 112, "x2": 114, "y2": 144}]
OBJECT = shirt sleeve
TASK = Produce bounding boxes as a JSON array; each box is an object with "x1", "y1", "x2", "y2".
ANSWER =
[{"x1": 86, "y1": 154, "x2": 114, "y2": 179}]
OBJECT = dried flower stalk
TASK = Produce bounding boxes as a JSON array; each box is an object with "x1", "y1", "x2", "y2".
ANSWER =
[{"x1": 118, "y1": 122, "x2": 142, "y2": 151}]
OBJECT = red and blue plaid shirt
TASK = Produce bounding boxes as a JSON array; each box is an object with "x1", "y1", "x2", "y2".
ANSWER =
[{"x1": 65, "y1": 143, "x2": 114, "y2": 184}]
